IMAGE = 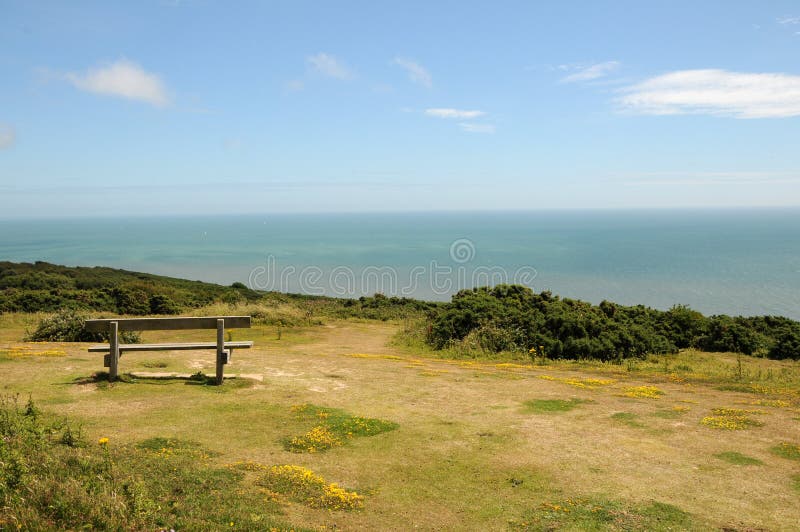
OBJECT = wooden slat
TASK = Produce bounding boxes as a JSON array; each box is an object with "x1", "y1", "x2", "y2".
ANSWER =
[
  {"x1": 88, "y1": 341, "x2": 253, "y2": 353},
  {"x1": 84, "y1": 316, "x2": 251, "y2": 332}
]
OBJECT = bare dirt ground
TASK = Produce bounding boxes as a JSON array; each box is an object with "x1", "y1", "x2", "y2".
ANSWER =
[{"x1": 2, "y1": 321, "x2": 800, "y2": 530}]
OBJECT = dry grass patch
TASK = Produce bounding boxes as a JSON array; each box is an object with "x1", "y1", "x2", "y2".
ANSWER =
[{"x1": 651, "y1": 405, "x2": 690, "y2": 419}]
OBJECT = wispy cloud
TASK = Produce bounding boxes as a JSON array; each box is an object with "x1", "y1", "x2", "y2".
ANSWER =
[
  {"x1": 0, "y1": 124, "x2": 15, "y2": 149},
  {"x1": 393, "y1": 57, "x2": 432, "y2": 88},
  {"x1": 306, "y1": 53, "x2": 353, "y2": 80},
  {"x1": 561, "y1": 61, "x2": 620, "y2": 83},
  {"x1": 617, "y1": 69, "x2": 800, "y2": 118},
  {"x1": 65, "y1": 60, "x2": 170, "y2": 107},
  {"x1": 777, "y1": 16, "x2": 800, "y2": 25},
  {"x1": 459, "y1": 123, "x2": 495, "y2": 134},
  {"x1": 425, "y1": 108, "x2": 486, "y2": 119},
  {"x1": 622, "y1": 171, "x2": 800, "y2": 186}
]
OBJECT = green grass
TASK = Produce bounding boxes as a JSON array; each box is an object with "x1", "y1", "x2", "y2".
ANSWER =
[
  {"x1": 0, "y1": 394, "x2": 301, "y2": 531},
  {"x1": 792, "y1": 474, "x2": 800, "y2": 494},
  {"x1": 611, "y1": 412, "x2": 646, "y2": 428},
  {"x1": 521, "y1": 398, "x2": 589, "y2": 413},
  {"x1": 283, "y1": 403, "x2": 399, "y2": 453},
  {"x1": 713, "y1": 451, "x2": 764, "y2": 466},
  {"x1": 770, "y1": 442, "x2": 800, "y2": 461},
  {"x1": 514, "y1": 498, "x2": 696, "y2": 531}
]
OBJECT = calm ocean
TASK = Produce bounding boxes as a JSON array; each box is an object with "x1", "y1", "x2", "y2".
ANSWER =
[{"x1": 2, "y1": 209, "x2": 799, "y2": 319}]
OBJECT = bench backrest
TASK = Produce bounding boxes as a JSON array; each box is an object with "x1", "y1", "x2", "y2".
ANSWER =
[{"x1": 84, "y1": 316, "x2": 251, "y2": 332}]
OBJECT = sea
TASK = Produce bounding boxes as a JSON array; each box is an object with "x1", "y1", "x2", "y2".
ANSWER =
[{"x1": 2, "y1": 208, "x2": 799, "y2": 319}]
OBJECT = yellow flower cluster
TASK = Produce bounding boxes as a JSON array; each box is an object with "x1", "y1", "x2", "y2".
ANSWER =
[
  {"x1": 3, "y1": 345, "x2": 66, "y2": 358},
  {"x1": 98, "y1": 437, "x2": 109, "y2": 445},
  {"x1": 345, "y1": 353, "x2": 403, "y2": 361},
  {"x1": 319, "y1": 483, "x2": 365, "y2": 510},
  {"x1": 671, "y1": 406, "x2": 690, "y2": 413},
  {"x1": 494, "y1": 363, "x2": 530, "y2": 370},
  {"x1": 748, "y1": 399, "x2": 790, "y2": 408},
  {"x1": 622, "y1": 385, "x2": 664, "y2": 399},
  {"x1": 538, "y1": 375, "x2": 615, "y2": 389},
  {"x1": 287, "y1": 426, "x2": 342, "y2": 453},
  {"x1": 700, "y1": 408, "x2": 765, "y2": 430},
  {"x1": 261, "y1": 465, "x2": 363, "y2": 510}
]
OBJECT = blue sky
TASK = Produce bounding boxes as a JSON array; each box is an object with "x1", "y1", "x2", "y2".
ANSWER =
[{"x1": 1, "y1": 0, "x2": 800, "y2": 217}]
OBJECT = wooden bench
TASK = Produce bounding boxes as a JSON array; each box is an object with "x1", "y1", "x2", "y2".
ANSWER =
[{"x1": 84, "y1": 316, "x2": 253, "y2": 385}]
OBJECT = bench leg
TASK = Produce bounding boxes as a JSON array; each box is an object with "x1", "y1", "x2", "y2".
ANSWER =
[
  {"x1": 216, "y1": 349, "x2": 230, "y2": 385},
  {"x1": 216, "y1": 319, "x2": 225, "y2": 385},
  {"x1": 109, "y1": 321, "x2": 119, "y2": 381}
]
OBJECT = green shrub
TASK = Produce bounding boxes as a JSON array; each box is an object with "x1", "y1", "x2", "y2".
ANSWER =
[
  {"x1": 425, "y1": 284, "x2": 800, "y2": 361},
  {"x1": 767, "y1": 324, "x2": 800, "y2": 360},
  {"x1": 148, "y1": 294, "x2": 179, "y2": 315},
  {"x1": 24, "y1": 309, "x2": 140, "y2": 343}
]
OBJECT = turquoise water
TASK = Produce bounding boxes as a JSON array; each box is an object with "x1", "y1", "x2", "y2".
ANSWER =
[{"x1": 2, "y1": 209, "x2": 799, "y2": 319}]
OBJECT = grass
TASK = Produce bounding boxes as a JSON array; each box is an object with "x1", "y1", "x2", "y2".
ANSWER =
[
  {"x1": 621, "y1": 385, "x2": 665, "y2": 399},
  {"x1": 770, "y1": 442, "x2": 800, "y2": 461},
  {"x1": 610, "y1": 412, "x2": 646, "y2": 428},
  {"x1": 713, "y1": 451, "x2": 764, "y2": 466},
  {"x1": 792, "y1": 474, "x2": 800, "y2": 494},
  {"x1": 651, "y1": 406, "x2": 690, "y2": 419},
  {"x1": 1, "y1": 313, "x2": 799, "y2": 529},
  {"x1": 700, "y1": 408, "x2": 765, "y2": 430},
  {"x1": 247, "y1": 463, "x2": 364, "y2": 510},
  {"x1": 0, "y1": 395, "x2": 299, "y2": 531},
  {"x1": 522, "y1": 398, "x2": 589, "y2": 413},
  {"x1": 283, "y1": 403, "x2": 398, "y2": 453},
  {"x1": 514, "y1": 498, "x2": 696, "y2": 531}
]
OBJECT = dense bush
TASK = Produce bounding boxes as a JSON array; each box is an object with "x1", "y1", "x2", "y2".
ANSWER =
[
  {"x1": 768, "y1": 323, "x2": 800, "y2": 360},
  {"x1": 24, "y1": 309, "x2": 140, "y2": 343},
  {"x1": 426, "y1": 285, "x2": 800, "y2": 360},
  {"x1": 0, "y1": 261, "x2": 261, "y2": 314}
]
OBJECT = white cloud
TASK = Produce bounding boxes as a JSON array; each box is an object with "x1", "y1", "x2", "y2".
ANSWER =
[
  {"x1": 561, "y1": 61, "x2": 620, "y2": 83},
  {"x1": 617, "y1": 69, "x2": 800, "y2": 118},
  {"x1": 425, "y1": 108, "x2": 486, "y2": 119},
  {"x1": 777, "y1": 16, "x2": 800, "y2": 24},
  {"x1": 0, "y1": 124, "x2": 15, "y2": 149},
  {"x1": 459, "y1": 123, "x2": 495, "y2": 134},
  {"x1": 393, "y1": 57, "x2": 432, "y2": 88},
  {"x1": 306, "y1": 53, "x2": 353, "y2": 80},
  {"x1": 65, "y1": 60, "x2": 170, "y2": 106}
]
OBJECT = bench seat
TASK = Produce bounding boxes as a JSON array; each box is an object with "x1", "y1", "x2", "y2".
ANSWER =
[{"x1": 88, "y1": 341, "x2": 253, "y2": 353}]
